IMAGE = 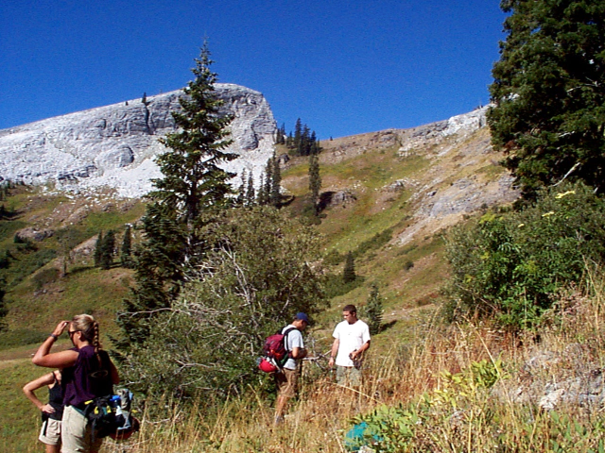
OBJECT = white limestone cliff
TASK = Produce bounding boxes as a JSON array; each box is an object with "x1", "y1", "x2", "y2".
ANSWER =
[{"x1": 0, "y1": 83, "x2": 277, "y2": 198}]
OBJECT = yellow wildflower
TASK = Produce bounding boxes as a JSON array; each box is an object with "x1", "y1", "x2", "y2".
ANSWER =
[{"x1": 555, "y1": 190, "x2": 575, "y2": 199}]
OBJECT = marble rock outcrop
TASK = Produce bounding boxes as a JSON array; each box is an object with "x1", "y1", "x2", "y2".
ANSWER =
[{"x1": 0, "y1": 83, "x2": 277, "y2": 197}]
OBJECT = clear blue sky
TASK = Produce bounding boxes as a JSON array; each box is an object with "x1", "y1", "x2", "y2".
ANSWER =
[{"x1": 0, "y1": 1, "x2": 506, "y2": 140}]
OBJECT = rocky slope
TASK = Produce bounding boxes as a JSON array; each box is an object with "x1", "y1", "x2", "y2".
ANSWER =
[
  {"x1": 0, "y1": 84, "x2": 276, "y2": 197},
  {"x1": 313, "y1": 106, "x2": 519, "y2": 246}
]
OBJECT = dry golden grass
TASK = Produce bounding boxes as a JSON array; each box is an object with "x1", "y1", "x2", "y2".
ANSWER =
[{"x1": 102, "y1": 265, "x2": 605, "y2": 453}]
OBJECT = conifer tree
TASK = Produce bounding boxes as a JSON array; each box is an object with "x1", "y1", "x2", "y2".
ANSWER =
[
  {"x1": 343, "y1": 251, "x2": 356, "y2": 283},
  {"x1": 117, "y1": 42, "x2": 236, "y2": 348},
  {"x1": 270, "y1": 152, "x2": 282, "y2": 207},
  {"x1": 263, "y1": 156, "x2": 273, "y2": 205},
  {"x1": 236, "y1": 170, "x2": 247, "y2": 206},
  {"x1": 364, "y1": 284, "x2": 384, "y2": 335},
  {"x1": 100, "y1": 230, "x2": 115, "y2": 270},
  {"x1": 120, "y1": 225, "x2": 133, "y2": 268},
  {"x1": 294, "y1": 118, "x2": 302, "y2": 154},
  {"x1": 0, "y1": 277, "x2": 7, "y2": 333},
  {"x1": 245, "y1": 172, "x2": 256, "y2": 206},
  {"x1": 94, "y1": 231, "x2": 103, "y2": 267},
  {"x1": 488, "y1": 0, "x2": 605, "y2": 197},
  {"x1": 257, "y1": 173, "x2": 268, "y2": 205},
  {"x1": 309, "y1": 152, "x2": 321, "y2": 212}
]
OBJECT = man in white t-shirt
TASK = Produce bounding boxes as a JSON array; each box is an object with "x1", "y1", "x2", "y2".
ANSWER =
[
  {"x1": 274, "y1": 312, "x2": 309, "y2": 424},
  {"x1": 328, "y1": 305, "x2": 371, "y2": 386}
]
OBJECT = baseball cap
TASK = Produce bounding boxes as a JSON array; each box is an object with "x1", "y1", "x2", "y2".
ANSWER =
[{"x1": 295, "y1": 312, "x2": 310, "y2": 324}]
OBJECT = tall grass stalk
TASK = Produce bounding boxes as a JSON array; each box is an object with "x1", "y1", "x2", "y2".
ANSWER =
[{"x1": 100, "y1": 265, "x2": 605, "y2": 452}]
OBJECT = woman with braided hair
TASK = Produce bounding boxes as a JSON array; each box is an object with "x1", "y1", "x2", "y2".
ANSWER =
[{"x1": 33, "y1": 314, "x2": 119, "y2": 453}]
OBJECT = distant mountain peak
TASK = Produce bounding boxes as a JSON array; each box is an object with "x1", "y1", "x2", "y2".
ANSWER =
[{"x1": 0, "y1": 84, "x2": 277, "y2": 198}]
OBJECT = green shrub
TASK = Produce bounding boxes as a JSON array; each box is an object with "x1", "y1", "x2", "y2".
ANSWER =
[
  {"x1": 32, "y1": 267, "x2": 60, "y2": 289},
  {"x1": 0, "y1": 328, "x2": 48, "y2": 348},
  {"x1": 7, "y1": 249, "x2": 57, "y2": 287},
  {"x1": 445, "y1": 182, "x2": 605, "y2": 330},
  {"x1": 354, "y1": 228, "x2": 393, "y2": 258},
  {"x1": 322, "y1": 272, "x2": 364, "y2": 299},
  {"x1": 361, "y1": 284, "x2": 383, "y2": 335},
  {"x1": 323, "y1": 249, "x2": 344, "y2": 266}
]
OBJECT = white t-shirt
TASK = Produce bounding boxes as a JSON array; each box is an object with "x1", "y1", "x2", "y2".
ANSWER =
[
  {"x1": 282, "y1": 325, "x2": 304, "y2": 370},
  {"x1": 333, "y1": 319, "x2": 371, "y2": 367}
]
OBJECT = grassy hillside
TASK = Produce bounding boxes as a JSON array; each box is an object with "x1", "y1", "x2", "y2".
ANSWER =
[{"x1": 0, "y1": 118, "x2": 518, "y2": 451}]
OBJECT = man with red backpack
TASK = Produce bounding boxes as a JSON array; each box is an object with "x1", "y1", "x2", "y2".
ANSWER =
[{"x1": 274, "y1": 312, "x2": 309, "y2": 424}]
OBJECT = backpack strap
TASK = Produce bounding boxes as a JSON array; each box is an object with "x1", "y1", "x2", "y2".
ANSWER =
[{"x1": 281, "y1": 326, "x2": 297, "y2": 354}]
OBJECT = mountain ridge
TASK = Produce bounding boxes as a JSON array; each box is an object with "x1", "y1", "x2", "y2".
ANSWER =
[{"x1": 0, "y1": 83, "x2": 276, "y2": 197}]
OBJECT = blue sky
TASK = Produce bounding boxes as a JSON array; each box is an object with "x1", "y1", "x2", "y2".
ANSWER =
[{"x1": 0, "y1": 1, "x2": 506, "y2": 140}]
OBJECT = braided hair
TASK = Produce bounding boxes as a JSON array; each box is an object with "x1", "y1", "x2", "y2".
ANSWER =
[{"x1": 71, "y1": 314, "x2": 103, "y2": 353}]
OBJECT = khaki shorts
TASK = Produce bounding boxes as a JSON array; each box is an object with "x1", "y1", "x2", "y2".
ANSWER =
[
  {"x1": 336, "y1": 365, "x2": 363, "y2": 387},
  {"x1": 61, "y1": 405, "x2": 104, "y2": 453},
  {"x1": 276, "y1": 367, "x2": 299, "y2": 399},
  {"x1": 39, "y1": 417, "x2": 61, "y2": 446}
]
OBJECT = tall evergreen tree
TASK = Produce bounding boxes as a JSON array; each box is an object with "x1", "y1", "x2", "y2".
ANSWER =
[
  {"x1": 270, "y1": 152, "x2": 282, "y2": 207},
  {"x1": 343, "y1": 251, "x2": 356, "y2": 283},
  {"x1": 117, "y1": 42, "x2": 236, "y2": 348},
  {"x1": 120, "y1": 225, "x2": 133, "y2": 268},
  {"x1": 363, "y1": 284, "x2": 384, "y2": 335},
  {"x1": 245, "y1": 172, "x2": 256, "y2": 206},
  {"x1": 94, "y1": 231, "x2": 103, "y2": 267},
  {"x1": 263, "y1": 155, "x2": 274, "y2": 205},
  {"x1": 309, "y1": 152, "x2": 321, "y2": 212},
  {"x1": 257, "y1": 173, "x2": 268, "y2": 205},
  {"x1": 293, "y1": 118, "x2": 302, "y2": 154},
  {"x1": 0, "y1": 277, "x2": 7, "y2": 333},
  {"x1": 100, "y1": 230, "x2": 115, "y2": 270},
  {"x1": 488, "y1": 0, "x2": 605, "y2": 197},
  {"x1": 236, "y1": 170, "x2": 247, "y2": 206}
]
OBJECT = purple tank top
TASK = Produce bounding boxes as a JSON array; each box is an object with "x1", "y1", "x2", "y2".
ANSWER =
[{"x1": 62, "y1": 345, "x2": 113, "y2": 407}]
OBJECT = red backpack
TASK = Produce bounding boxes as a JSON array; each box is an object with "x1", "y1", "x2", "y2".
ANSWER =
[{"x1": 258, "y1": 326, "x2": 296, "y2": 373}]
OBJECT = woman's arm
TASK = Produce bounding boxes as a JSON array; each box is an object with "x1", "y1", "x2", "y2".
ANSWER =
[
  {"x1": 23, "y1": 373, "x2": 55, "y2": 413},
  {"x1": 32, "y1": 321, "x2": 78, "y2": 368}
]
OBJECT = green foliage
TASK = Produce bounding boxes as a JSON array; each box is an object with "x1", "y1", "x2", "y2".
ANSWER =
[
  {"x1": 308, "y1": 152, "x2": 321, "y2": 210},
  {"x1": 287, "y1": 118, "x2": 321, "y2": 156},
  {"x1": 269, "y1": 152, "x2": 282, "y2": 207},
  {"x1": 0, "y1": 277, "x2": 6, "y2": 332},
  {"x1": 488, "y1": 0, "x2": 605, "y2": 197},
  {"x1": 254, "y1": 153, "x2": 283, "y2": 208},
  {"x1": 119, "y1": 206, "x2": 325, "y2": 399},
  {"x1": 153, "y1": 41, "x2": 236, "y2": 223},
  {"x1": 343, "y1": 251, "x2": 356, "y2": 283},
  {"x1": 361, "y1": 284, "x2": 384, "y2": 335},
  {"x1": 117, "y1": 42, "x2": 236, "y2": 350},
  {"x1": 0, "y1": 328, "x2": 47, "y2": 348},
  {"x1": 445, "y1": 182, "x2": 605, "y2": 330},
  {"x1": 32, "y1": 267, "x2": 60, "y2": 290},
  {"x1": 354, "y1": 228, "x2": 393, "y2": 258},
  {"x1": 94, "y1": 231, "x2": 103, "y2": 267},
  {"x1": 352, "y1": 359, "x2": 505, "y2": 452},
  {"x1": 323, "y1": 228, "x2": 394, "y2": 267},
  {"x1": 99, "y1": 229, "x2": 115, "y2": 270},
  {"x1": 120, "y1": 224, "x2": 133, "y2": 268},
  {"x1": 322, "y1": 272, "x2": 364, "y2": 299},
  {"x1": 3, "y1": 248, "x2": 56, "y2": 288}
]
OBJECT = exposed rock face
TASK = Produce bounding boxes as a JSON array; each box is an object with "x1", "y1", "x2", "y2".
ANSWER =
[
  {"x1": 492, "y1": 343, "x2": 605, "y2": 412},
  {"x1": 319, "y1": 106, "x2": 520, "y2": 246},
  {"x1": 0, "y1": 84, "x2": 276, "y2": 197}
]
